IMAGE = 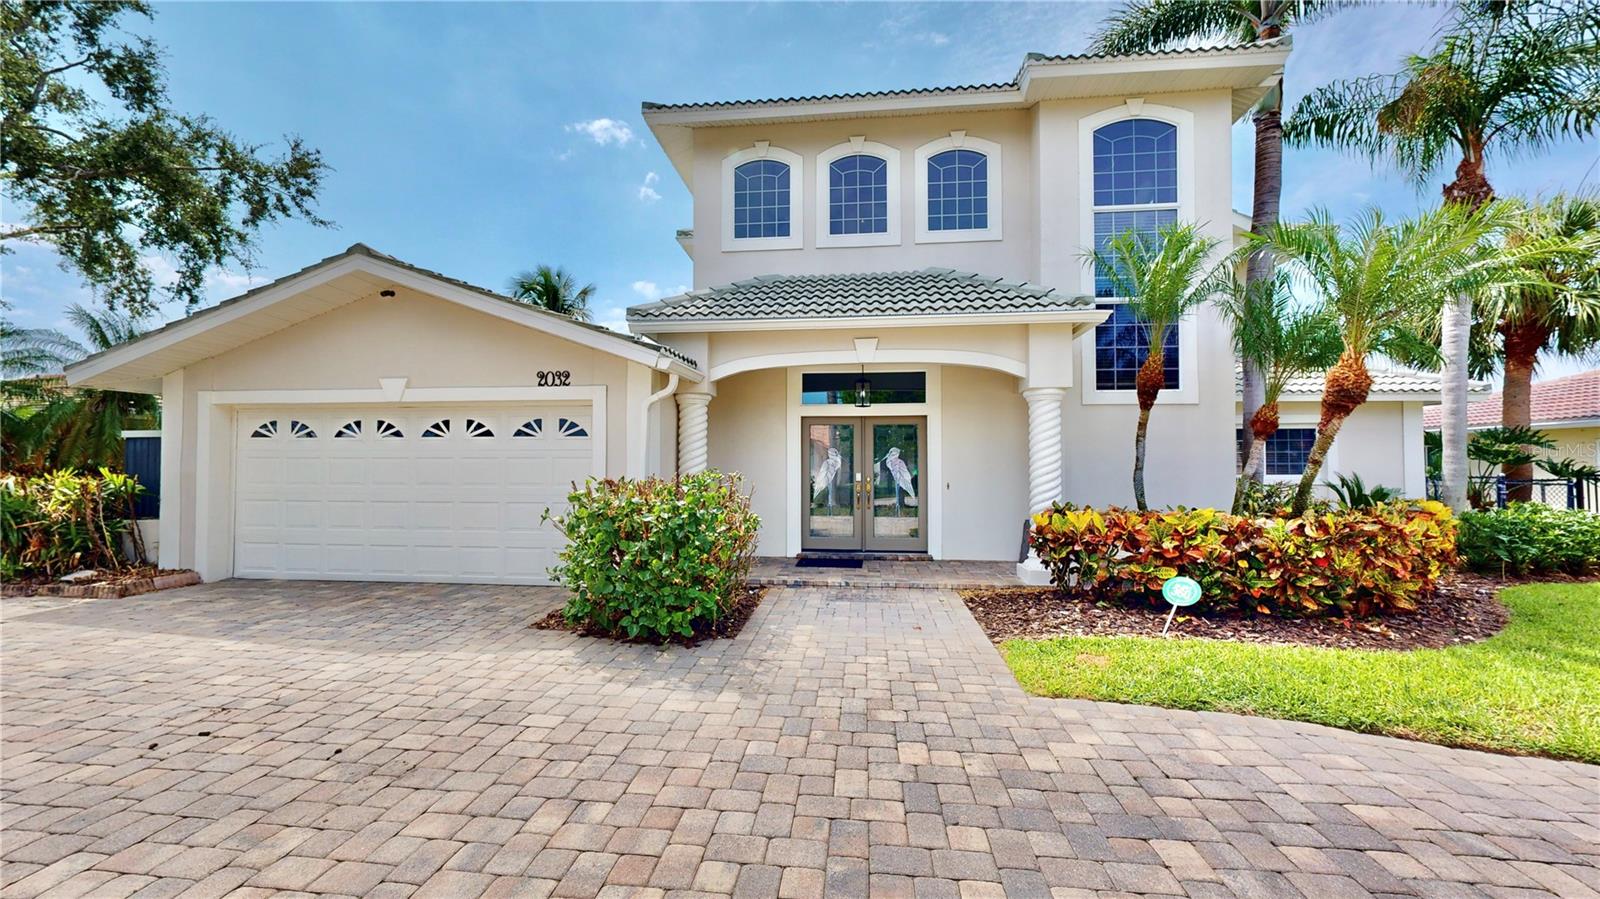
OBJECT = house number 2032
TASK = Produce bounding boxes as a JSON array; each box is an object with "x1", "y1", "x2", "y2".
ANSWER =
[{"x1": 536, "y1": 370, "x2": 572, "y2": 387}]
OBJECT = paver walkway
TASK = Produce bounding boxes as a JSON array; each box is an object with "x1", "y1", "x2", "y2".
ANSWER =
[{"x1": 1, "y1": 581, "x2": 1596, "y2": 899}]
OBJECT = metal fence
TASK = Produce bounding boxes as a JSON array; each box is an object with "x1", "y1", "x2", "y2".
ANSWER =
[{"x1": 1427, "y1": 476, "x2": 1600, "y2": 511}]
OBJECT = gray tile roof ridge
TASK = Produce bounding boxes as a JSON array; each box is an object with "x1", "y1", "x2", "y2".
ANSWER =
[
  {"x1": 642, "y1": 39, "x2": 1288, "y2": 113},
  {"x1": 625, "y1": 269, "x2": 1086, "y2": 321}
]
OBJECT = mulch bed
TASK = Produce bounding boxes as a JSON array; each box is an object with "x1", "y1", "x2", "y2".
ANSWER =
[
  {"x1": 2, "y1": 567, "x2": 201, "y2": 599},
  {"x1": 962, "y1": 574, "x2": 1522, "y2": 651},
  {"x1": 532, "y1": 586, "x2": 769, "y2": 646}
]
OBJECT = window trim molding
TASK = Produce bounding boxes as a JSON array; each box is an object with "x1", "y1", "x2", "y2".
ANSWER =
[
  {"x1": 1077, "y1": 100, "x2": 1199, "y2": 406},
  {"x1": 721, "y1": 142, "x2": 804, "y2": 252},
  {"x1": 815, "y1": 137, "x2": 902, "y2": 248},
  {"x1": 913, "y1": 132, "x2": 1003, "y2": 244}
]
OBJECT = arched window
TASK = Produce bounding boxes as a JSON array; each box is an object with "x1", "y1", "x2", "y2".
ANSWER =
[
  {"x1": 721, "y1": 144, "x2": 803, "y2": 251},
  {"x1": 828, "y1": 155, "x2": 888, "y2": 235},
  {"x1": 926, "y1": 149, "x2": 987, "y2": 232},
  {"x1": 733, "y1": 159, "x2": 791, "y2": 240},
  {"x1": 1091, "y1": 118, "x2": 1180, "y2": 392}
]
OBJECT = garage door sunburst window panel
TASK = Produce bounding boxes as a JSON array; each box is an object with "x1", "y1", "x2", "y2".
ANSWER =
[
  {"x1": 514, "y1": 418, "x2": 544, "y2": 438},
  {"x1": 290, "y1": 420, "x2": 316, "y2": 439},
  {"x1": 335, "y1": 420, "x2": 361, "y2": 439},
  {"x1": 558, "y1": 418, "x2": 588, "y2": 438},
  {"x1": 465, "y1": 419, "x2": 495, "y2": 438},
  {"x1": 376, "y1": 419, "x2": 403, "y2": 439},
  {"x1": 422, "y1": 419, "x2": 450, "y2": 438},
  {"x1": 250, "y1": 420, "x2": 278, "y2": 438}
]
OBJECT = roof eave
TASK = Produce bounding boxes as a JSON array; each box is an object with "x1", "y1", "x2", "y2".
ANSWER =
[{"x1": 628, "y1": 308, "x2": 1108, "y2": 334}]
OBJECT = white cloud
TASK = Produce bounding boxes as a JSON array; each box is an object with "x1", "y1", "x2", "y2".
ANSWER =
[
  {"x1": 595, "y1": 304, "x2": 631, "y2": 334},
  {"x1": 631, "y1": 280, "x2": 688, "y2": 301},
  {"x1": 566, "y1": 118, "x2": 634, "y2": 147},
  {"x1": 637, "y1": 171, "x2": 662, "y2": 202}
]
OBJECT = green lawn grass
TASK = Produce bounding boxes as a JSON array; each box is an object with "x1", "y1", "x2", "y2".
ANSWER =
[{"x1": 1001, "y1": 582, "x2": 1600, "y2": 763}]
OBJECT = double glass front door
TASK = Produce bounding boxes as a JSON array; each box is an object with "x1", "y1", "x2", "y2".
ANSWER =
[{"x1": 803, "y1": 417, "x2": 927, "y2": 552}]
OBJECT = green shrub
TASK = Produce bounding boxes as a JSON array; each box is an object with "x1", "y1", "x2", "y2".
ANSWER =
[
  {"x1": 546, "y1": 471, "x2": 760, "y2": 640},
  {"x1": 1457, "y1": 503, "x2": 1600, "y2": 575},
  {"x1": 2, "y1": 469, "x2": 144, "y2": 579},
  {"x1": 1029, "y1": 501, "x2": 1457, "y2": 618}
]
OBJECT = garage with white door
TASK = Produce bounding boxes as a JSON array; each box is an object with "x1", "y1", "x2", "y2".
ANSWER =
[
  {"x1": 61, "y1": 244, "x2": 699, "y2": 584},
  {"x1": 232, "y1": 405, "x2": 595, "y2": 583}
]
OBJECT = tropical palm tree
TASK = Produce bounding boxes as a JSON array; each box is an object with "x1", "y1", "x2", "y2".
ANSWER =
[
  {"x1": 1473, "y1": 194, "x2": 1600, "y2": 499},
  {"x1": 1284, "y1": 0, "x2": 1600, "y2": 511},
  {"x1": 1215, "y1": 273, "x2": 1342, "y2": 513},
  {"x1": 1093, "y1": 1, "x2": 1336, "y2": 481},
  {"x1": 1265, "y1": 202, "x2": 1557, "y2": 514},
  {"x1": 1085, "y1": 221, "x2": 1235, "y2": 510},
  {"x1": 506, "y1": 265, "x2": 596, "y2": 321},
  {"x1": 1, "y1": 305, "x2": 158, "y2": 472}
]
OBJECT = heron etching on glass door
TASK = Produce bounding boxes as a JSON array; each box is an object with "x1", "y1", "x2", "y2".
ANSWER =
[
  {"x1": 812, "y1": 445, "x2": 842, "y2": 510},
  {"x1": 877, "y1": 446, "x2": 917, "y2": 512}
]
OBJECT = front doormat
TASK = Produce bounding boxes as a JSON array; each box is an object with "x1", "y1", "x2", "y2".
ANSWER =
[{"x1": 796, "y1": 557, "x2": 864, "y2": 569}]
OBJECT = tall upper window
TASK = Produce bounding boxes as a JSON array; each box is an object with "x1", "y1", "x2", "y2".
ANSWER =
[
  {"x1": 721, "y1": 144, "x2": 803, "y2": 252},
  {"x1": 1091, "y1": 118, "x2": 1181, "y2": 392},
  {"x1": 926, "y1": 149, "x2": 987, "y2": 232},
  {"x1": 733, "y1": 159, "x2": 790, "y2": 239},
  {"x1": 829, "y1": 155, "x2": 888, "y2": 235}
]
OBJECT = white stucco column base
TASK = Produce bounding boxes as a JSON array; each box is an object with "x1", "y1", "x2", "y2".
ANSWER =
[
  {"x1": 677, "y1": 392, "x2": 712, "y2": 476},
  {"x1": 1017, "y1": 387, "x2": 1066, "y2": 584},
  {"x1": 1018, "y1": 556, "x2": 1052, "y2": 585}
]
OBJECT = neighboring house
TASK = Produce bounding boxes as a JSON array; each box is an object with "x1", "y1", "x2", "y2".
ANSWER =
[
  {"x1": 1422, "y1": 369, "x2": 1600, "y2": 478},
  {"x1": 65, "y1": 39, "x2": 1440, "y2": 585}
]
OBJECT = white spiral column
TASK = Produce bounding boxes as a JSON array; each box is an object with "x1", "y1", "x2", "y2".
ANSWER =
[
  {"x1": 1019, "y1": 387, "x2": 1066, "y2": 585},
  {"x1": 1023, "y1": 387, "x2": 1066, "y2": 515},
  {"x1": 677, "y1": 393, "x2": 712, "y2": 476}
]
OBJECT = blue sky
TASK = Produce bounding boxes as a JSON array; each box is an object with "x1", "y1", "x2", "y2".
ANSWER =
[{"x1": 5, "y1": 2, "x2": 1597, "y2": 377}]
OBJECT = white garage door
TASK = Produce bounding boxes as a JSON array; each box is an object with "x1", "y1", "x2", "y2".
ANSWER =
[{"x1": 233, "y1": 405, "x2": 594, "y2": 583}]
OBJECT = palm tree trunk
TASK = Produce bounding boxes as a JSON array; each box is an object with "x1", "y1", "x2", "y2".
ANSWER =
[
  {"x1": 1291, "y1": 417, "x2": 1347, "y2": 516},
  {"x1": 1438, "y1": 148, "x2": 1494, "y2": 513},
  {"x1": 1232, "y1": 437, "x2": 1270, "y2": 514},
  {"x1": 1132, "y1": 352, "x2": 1165, "y2": 512},
  {"x1": 1439, "y1": 291, "x2": 1474, "y2": 511},
  {"x1": 1133, "y1": 404, "x2": 1152, "y2": 512},
  {"x1": 1500, "y1": 316, "x2": 1549, "y2": 501},
  {"x1": 1293, "y1": 352, "x2": 1372, "y2": 515},
  {"x1": 1231, "y1": 401, "x2": 1278, "y2": 513},
  {"x1": 1240, "y1": 94, "x2": 1283, "y2": 482}
]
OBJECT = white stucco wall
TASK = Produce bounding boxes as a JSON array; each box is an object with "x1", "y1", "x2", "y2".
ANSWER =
[
  {"x1": 691, "y1": 110, "x2": 1037, "y2": 287},
  {"x1": 940, "y1": 366, "x2": 1028, "y2": 560},
  {"x1": 705, "y1": 368, "x2": 788, "y2": 553},
  {"x1": 1272, "y1": 400, "x2": 1427, "y2": 498},
  {"x1": 161, "y1": 288, "x2": 653, "y2": 571}
]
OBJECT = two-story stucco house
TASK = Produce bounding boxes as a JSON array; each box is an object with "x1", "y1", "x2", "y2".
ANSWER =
[{"x1": 66, "y1": 40, "x2": 1442, "y2": 586}]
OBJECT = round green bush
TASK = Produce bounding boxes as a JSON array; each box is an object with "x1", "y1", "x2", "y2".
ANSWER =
[
  {"x1": 1457, "y1": 503, "x2": 1600, "y2": 576},
  {"x1": 546, "y1": 471, "x2": 760, "y2": 639}
]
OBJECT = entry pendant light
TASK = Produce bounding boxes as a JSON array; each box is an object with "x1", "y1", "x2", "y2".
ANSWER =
[{"x1": 854, "y1": 369, "x2": 871, "y2": 408}]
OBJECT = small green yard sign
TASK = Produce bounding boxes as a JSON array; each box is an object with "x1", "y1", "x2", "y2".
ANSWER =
[{"x1": 1160, "y1": 575, "x2": 1202, "y2": 636}]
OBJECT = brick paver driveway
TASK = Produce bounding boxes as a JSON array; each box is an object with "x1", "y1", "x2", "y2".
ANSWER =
[{"x1": 3, "y1": 582, "x2": 1597, "y2": 899}]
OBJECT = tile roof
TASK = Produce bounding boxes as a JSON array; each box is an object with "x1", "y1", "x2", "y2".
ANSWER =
[
  {"x1": 1422, "y1": 369, "x2": 1600, "y2": 429},
  {"x1": 641, "y1": 39, "x2": 1286, "y2": 113},
  {"x1": 1235, "y1": 363, "x2": 1482, "y2": 398},
  {"x1": 67, "y1": 243, "x2": 699, "y2": 372},
  {"x1": 626, "y1": 269, "x2": 1093, "y2": 323}
]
